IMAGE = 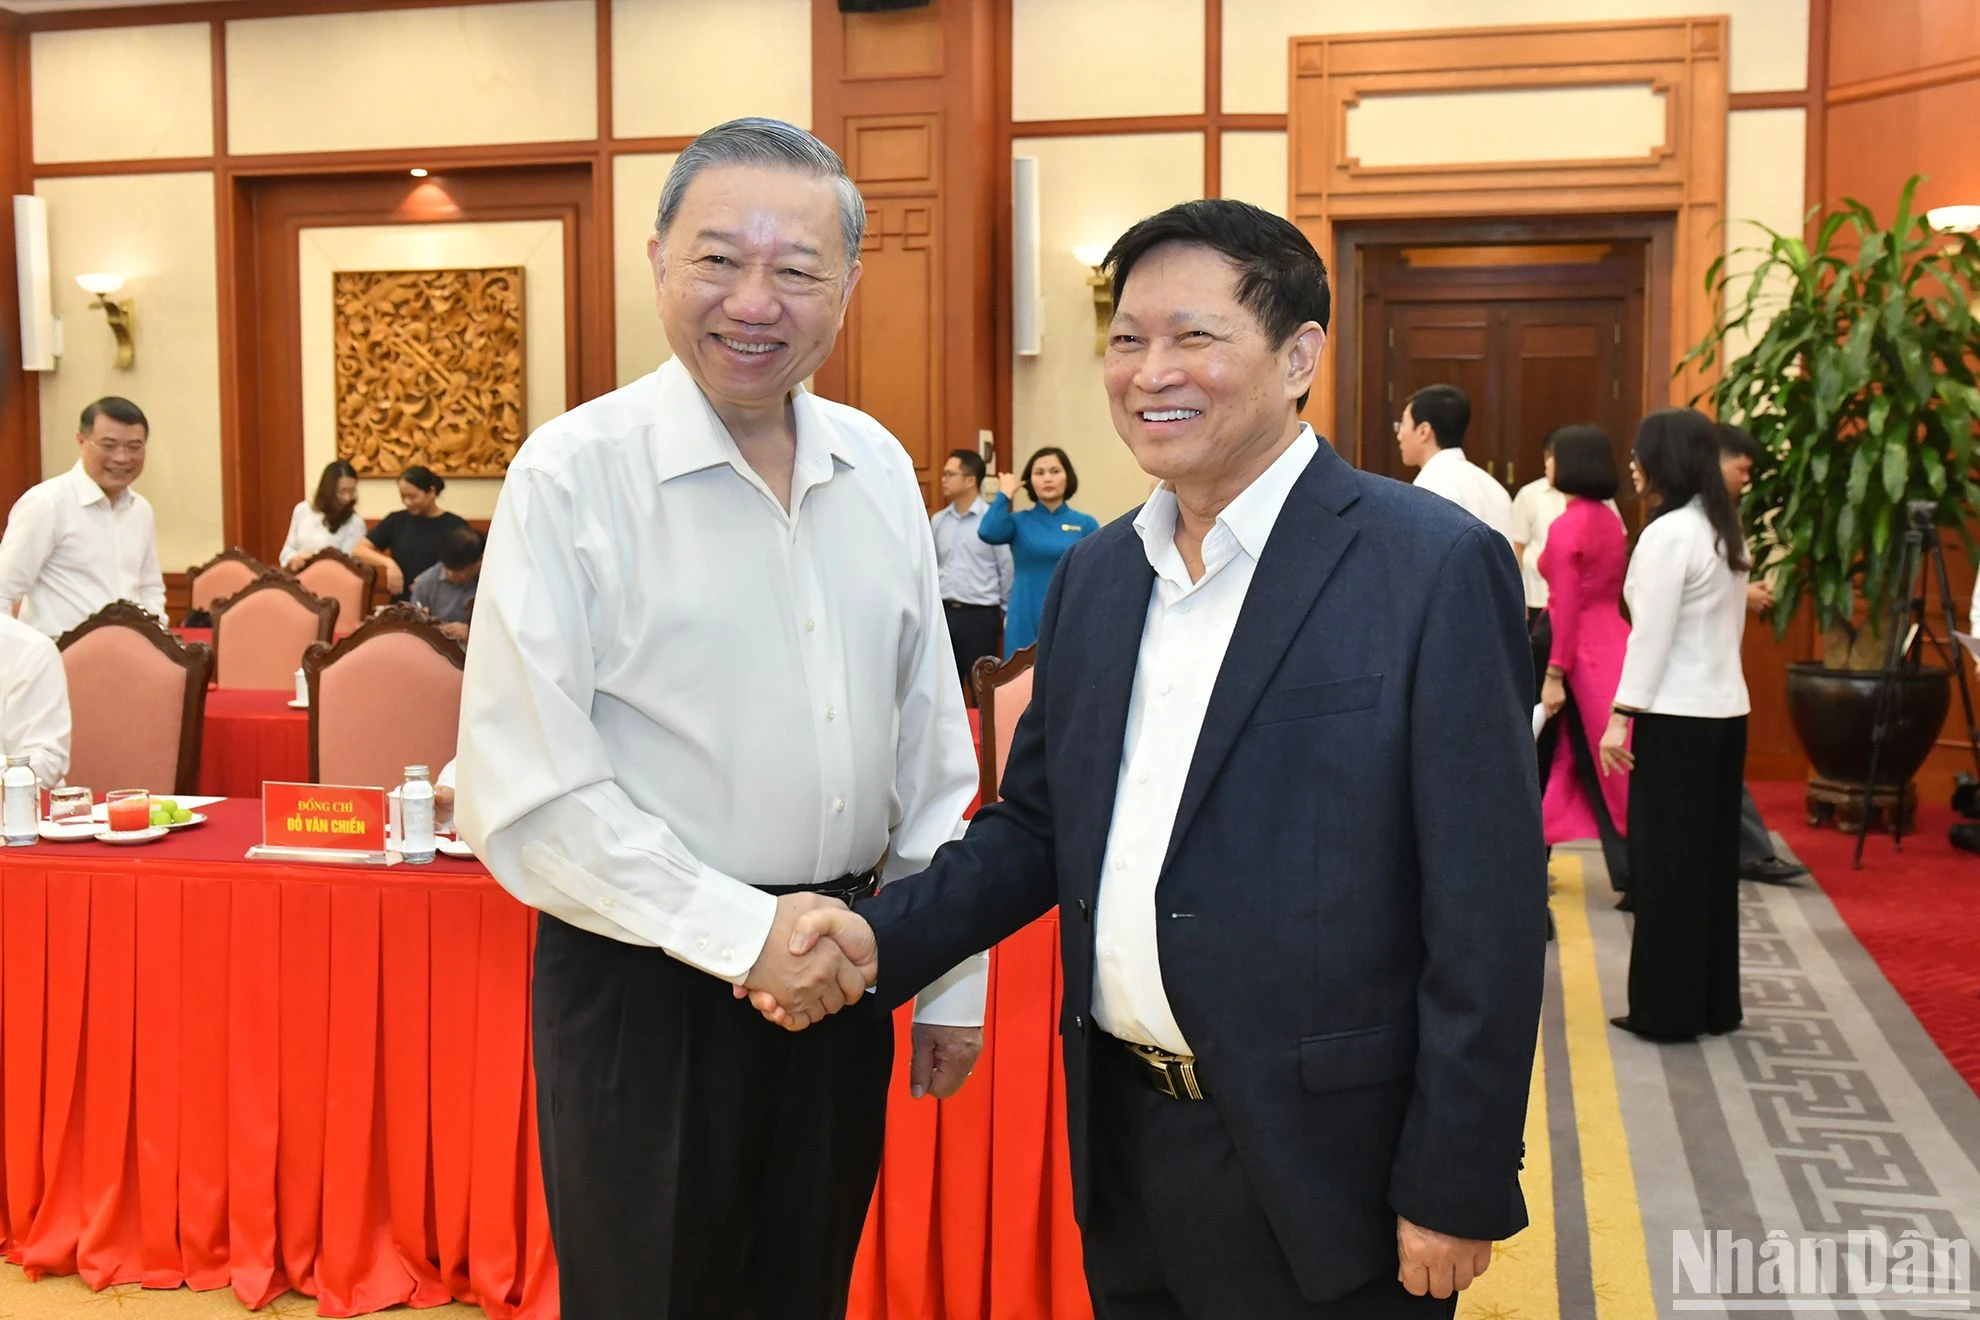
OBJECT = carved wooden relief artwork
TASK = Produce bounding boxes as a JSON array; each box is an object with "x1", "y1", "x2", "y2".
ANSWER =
[{"x1": 332, "y1": 267, "x2": 525, "y2": 478}]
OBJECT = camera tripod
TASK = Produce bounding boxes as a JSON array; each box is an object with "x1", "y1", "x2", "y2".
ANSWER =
[{"x1": 1854, "y1": 501, "x2": 1980, "y2": 868}]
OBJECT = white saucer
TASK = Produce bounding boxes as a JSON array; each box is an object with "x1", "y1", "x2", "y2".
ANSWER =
[
  {"x1": 161, "y1": 812, "x2": 208, "y2": 831},
  {"x1": 434, "y1": 837, "x2": 474, "y2": 859},
  {"x1": 38, "y1": 819, "x2": 100, "y2": 842},
  {"x1": 287, "y1": 698, "x2": 309, "y2": 710},
  {"x1": 96, "y1": 825, "x2": 169, "y2": 845}
]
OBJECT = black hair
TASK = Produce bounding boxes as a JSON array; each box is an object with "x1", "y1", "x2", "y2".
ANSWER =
[
  {"x1": 1633, "y1": 408, "x2": 1750, "y2": 574},
  {"x1": 79, "y1": 396, "x2": 148, "y2": 435},
  {"x1": 946, "y1": 448, "x2": 986, "y2": 486},
  {"x1": 1021, "y1": 447, "x2": 1078, "y2": 504},
  {"x1": 1714, "y1": 421, "x2": 1762, "y2": 464},
  {"x1": 1406, "y1": 384, "x2": 1470, "y2": 450},
  {"x1": 313, "y1": 460, "x2": 360, "y2": 533},
  {"x1": 1103, "y1": 199, "x2": 1330, "y2": 411},
  {"x1": 399, "y1": 465, "x2": 446, "y2": 497},
  {"x1": 1547, "y1": 425, "x2": 1619, "y2": 501},
  {"x1": 439, "y1": 527, "x2": 484, "y2": 571}
]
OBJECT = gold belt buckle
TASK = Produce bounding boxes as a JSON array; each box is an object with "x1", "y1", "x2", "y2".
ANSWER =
[{"x1": 1127, "y1": 1041, "x2": 1205, "y2": 1101}]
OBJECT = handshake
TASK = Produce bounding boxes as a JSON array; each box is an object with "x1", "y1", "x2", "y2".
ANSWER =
[{"x1": 732, "y1": 891, "x2": 878, "y2": 1030}]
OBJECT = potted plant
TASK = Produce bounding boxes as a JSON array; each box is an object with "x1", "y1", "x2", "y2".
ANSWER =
[{"x1": 1685, "y1": 177, "x2": 1980, "y2": 822}]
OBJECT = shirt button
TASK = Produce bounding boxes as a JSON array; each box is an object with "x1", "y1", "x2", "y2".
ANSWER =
[
  {"x1": 1158, "y1": 682, "x2": 1172, "y2": 696},
  {"x1": 805, "y1": 619, "x2": 816, "y2": 632},
  {"x1": 600, "y1": 895, "x2": 616, "y2": 910},
  {"x1": 1136, "y1": 769, "x2": 1149, "y2": 784},
  {"x1": 721, "y1": 948, "x2": 735, "y2": 962},
  {"x1": 1112, "y1": 856, "x2": 1126, "y2": 871},
  {"x1": 696, "y1": 937, "x2": 708, "y2": 951},
  {"x1": 826, "y1": 705, "x2": 837, "y2": 720},
  {"x1": 1176, "y1": 602, "x2": 1192, "y2": 615},
  {"x1": 834, "y1": 799, "x2": 846, "y2": 813}
]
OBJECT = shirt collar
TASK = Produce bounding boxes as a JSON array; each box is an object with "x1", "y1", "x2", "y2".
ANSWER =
[
  {"x1": 647, "y1": 357, "x2": 856, "y2": 488},
  {"x1": 66, "y1": 460, "x2": 122, "y2": 510},
  {"x1": 1418, "y1": 446, "x2": 1472, "y2": 479},
  {"x1": 1133, "y1": 424, "x2": 1319, "y2": 581}
]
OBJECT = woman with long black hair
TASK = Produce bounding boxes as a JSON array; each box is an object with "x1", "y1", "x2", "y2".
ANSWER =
[{"x1": 1600, "y1": 407, "x2": 1751, "y2": 1042}]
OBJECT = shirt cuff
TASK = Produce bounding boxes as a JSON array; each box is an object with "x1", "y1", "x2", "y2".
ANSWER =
[{"x1": 911, "y1": 951, "x2": 989, "y2": 1027}]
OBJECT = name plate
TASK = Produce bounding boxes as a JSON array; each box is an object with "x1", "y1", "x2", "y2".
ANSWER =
[{"x1": 261, "y1": 781, "x2": 387, "y2": 852}]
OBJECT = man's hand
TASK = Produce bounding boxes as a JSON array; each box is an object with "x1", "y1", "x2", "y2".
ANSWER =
[
  {"x1": 1397, "y1": 1215, "x2": 1491, "y2": 1298},
  {"x1": 1746, "y1": 580, "x2": 1775, "y2": 614},
  {"x1": 1599, "y1": 712, "x2": 1634, "y2": 776},
  {"x1": 735, "y1": 894, "x2": 872, "y2": 1030},
  {"x1": 910, "y1": 1025, "x2": 982, "y2": 1099},
  {"x1": 283, "y1": 555, "x2": 309, "y2": 573},
  {"x1": 383, "y1": 562, "x2": 405, "y2": 595},
  {"x1": 438, "y1": 621, "x2": 470, "y2": 642},
  {"x1": 741, "y1": 905, "x2": 879, "y2": 1028}
]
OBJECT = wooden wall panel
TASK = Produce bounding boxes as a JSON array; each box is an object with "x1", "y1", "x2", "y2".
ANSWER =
[
  {"x1": 812, "y1": 0, "x2": 997, "y2": 507},
  {"x1": 1825, "y1": 75, "x2": 1980, "y2": 214},
  {"x1": 1828, "y1": 0, "x2": 1980, "y2": 88}
]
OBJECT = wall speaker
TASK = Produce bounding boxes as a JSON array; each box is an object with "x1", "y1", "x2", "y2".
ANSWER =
[
  {"x1": 13, "y1": 196, "x2": 55, "y2": 372},
  {"x1": 837, "y1": 0, "x2": 929, "y2": 10},
  {"x1": 1012, "y1": 157, "x2": 1042, "y2": 358}
]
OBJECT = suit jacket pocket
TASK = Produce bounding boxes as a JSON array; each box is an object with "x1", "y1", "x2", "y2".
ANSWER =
[
  {"x1": 1299, "y1": 1022, "x2": 1416, "y2": 1092},
  {"x1": 1252, "y1": 674, "x2": 1383, "y2": 727}
]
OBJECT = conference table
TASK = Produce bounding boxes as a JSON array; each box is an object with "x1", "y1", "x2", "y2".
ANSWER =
[
  {"x1": 197, "y1": 690, "x2": 311, "y2": 797},
  {"x1": 0, "y1": 765, "x2": 1089, "y2": 1317}
]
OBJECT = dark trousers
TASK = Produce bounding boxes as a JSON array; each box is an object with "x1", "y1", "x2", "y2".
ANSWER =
[
  {"x1": 1083, "y1": 1044, "x2": 1458, "y2": 1320},
  {"x1": 532, "y1": 914, "x2": 895, "y2": 1320},
  {"x1": 1623, "y1": 714, "x2": 1748, "y2": 1037},
  {"x1": 944, "y1": 601, "x2": 1003, "y2": 699},
  {"x1": 1738, "y1": 784, "x2": 1777, "y2": 866}
]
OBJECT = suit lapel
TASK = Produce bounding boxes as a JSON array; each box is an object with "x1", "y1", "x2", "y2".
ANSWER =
[
  {"x1": 1160, "y1": 443, "x2": 1361, "y2": 875},
  {"x1": 1070, "y1": 533, "x2": 1154, "y2": 899}
]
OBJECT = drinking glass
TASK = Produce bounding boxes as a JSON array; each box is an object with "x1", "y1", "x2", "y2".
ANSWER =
[
  {"x1": 49, "y1": 787, "x2": 91, "y2": 826},
  {"x1": 105, "y1": 789, "x2": 151, "y2": 834}
]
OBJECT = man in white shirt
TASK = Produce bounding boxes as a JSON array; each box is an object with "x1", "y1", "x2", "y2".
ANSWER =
[
  {"x1": 931, "y1": 447, "x2": 1013, "y2": 695},
  {"x1": 1396, "y1": 384, "x2": 1516, "y2": 546},
  {"x1": 453, "y1": 119, "x2": 982, "y2": 1320},
  {"x1": 766, "y1": 200, "x2": 1545, "y2": 1318},
  {"x1": 0, "y1": 397, "x2": 166, "y2": 637},
  {"x1": 0, "y1": 612, "x2": 70, "y2": 788},
  {"x1": 1508, "y1": 434, "x2": 1564, "y2": 619}
]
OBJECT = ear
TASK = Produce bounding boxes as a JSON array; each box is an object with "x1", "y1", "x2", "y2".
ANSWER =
[
  {"x1": 835, "y1": 261, "x2": 864, "y2": 326},
  {"x1": 1283, "y1": 321, "x2": 1326, "y2": 405},
  {"x1": 646, "y1": 233, "x2": 666, "y2": 296}
]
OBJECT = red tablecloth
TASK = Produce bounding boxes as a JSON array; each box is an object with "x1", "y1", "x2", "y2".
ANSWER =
[
  {"x1": 197, "y1": 689, "x2": 309, "y2": 798},
  {"x1": 1, "y1": 716, "x2": 1088, "y2": 1318}
]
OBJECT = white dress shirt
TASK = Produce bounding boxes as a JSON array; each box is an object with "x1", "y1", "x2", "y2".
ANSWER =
[
  {"x1": 455, "y1": 359, "x2": 985, "y2": 1025},
  {"x1": 1092, "y1": 426, "x2": 1319, "y2": 1055},
  {"x1": 278, "y1": 501, "x2": 367, "y2": 564},
  {"x1": 0, "y1": 613, "x2": 70, "y2": 788},
  {"x1": 0, "y1": 462, "x2": 165, "y2": 637},
  {"x1": 930, "y1": 497, "x2": 1013, "y2": 606},
  {"x1": 1508, "y1": 478, "x2": 1565, "y2": 609},
  {"x1": 1412, "y1": 447, "x2": 1516, "y2": 547},
  {"x1": 1614, "y1": 499, "x2": 1750, "y2": 718}
]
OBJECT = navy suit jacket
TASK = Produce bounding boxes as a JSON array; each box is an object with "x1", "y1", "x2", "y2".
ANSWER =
[{"x1": 860, "y1": 436, "x2": 1547, "y2": 1303}]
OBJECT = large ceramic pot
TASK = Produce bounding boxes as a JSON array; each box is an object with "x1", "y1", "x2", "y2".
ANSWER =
[{"x1": 1783, "y1": 662, "x2": 1951, "y2": 787}]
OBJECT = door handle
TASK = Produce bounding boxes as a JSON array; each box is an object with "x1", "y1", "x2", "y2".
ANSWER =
[
  {"x1": 1485, "y1": 459, "x2": 1496, "y2": 479},
  {"x1": 1508, "y1": 460, "x2": 1516, "y2": 487}
]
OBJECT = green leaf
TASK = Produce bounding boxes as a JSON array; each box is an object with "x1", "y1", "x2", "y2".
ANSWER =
[{"x1": 1881, "y1": 437, "x2": 1909, "y2": 503}]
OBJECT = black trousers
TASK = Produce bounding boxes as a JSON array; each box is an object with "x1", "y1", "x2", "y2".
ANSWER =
[
  {"x1": 943, "y1": 601, "x2": 1003, "y2": 699},
  {"x1": 1083, "y1": 1044, "x2": 1459, "y2": 1320},
  {"x1": 1623, "y1": 714, "x2": 1748, "y2": 1037},
  {"x1": 532, "y1": 913, "x2": 895, "y2": 1320}
]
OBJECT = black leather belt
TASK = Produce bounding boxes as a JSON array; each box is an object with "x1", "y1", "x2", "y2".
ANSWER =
[
  {"x1": 943, "y1": 600, "x2": 1000, "y2": 612},
  {"x1": 765, "y1": 868, "x2": 880, "y2": 907},
  {"x1": 1117, "y1": 1037, "x2": 1209, "y2": 1100}
]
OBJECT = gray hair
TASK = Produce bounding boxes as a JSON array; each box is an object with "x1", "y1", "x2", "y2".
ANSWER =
[{"x1": 655, "y1": 117, "x2": 866, "y2": 270}]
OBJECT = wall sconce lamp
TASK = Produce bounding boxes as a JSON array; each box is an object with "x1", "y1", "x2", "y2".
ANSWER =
[
  {"x1": 1928, "y1": 205, "x2": 1980, "y2": 234},
  {"x1": 1074, "y1": 244, "x2": 1111, "y2": 354},
  {"x1": 75, "y1": 273, "x2": 133, "y2": 369}
]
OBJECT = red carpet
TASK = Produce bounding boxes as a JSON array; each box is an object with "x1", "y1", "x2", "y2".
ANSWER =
[{"x1": 1752, "y1": 780, "x2": 1980, "y2": 1096}]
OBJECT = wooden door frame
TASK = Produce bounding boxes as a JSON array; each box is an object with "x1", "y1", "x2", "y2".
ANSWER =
[
  {"x1": 1334, "y1": 213, "x2": 1672, "y2": 467},
  {"x1": 1290, "y1": 18, "x2": 1729, "y2": 446}
]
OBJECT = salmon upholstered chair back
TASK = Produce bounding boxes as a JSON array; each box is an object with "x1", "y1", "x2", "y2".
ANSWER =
[
  {"x1": 212, "y1": 573, "x2": 339, "y2": 690},
  {"x1": 970, "y1": 645, "x2": 1036, "y2": 806},
  {"x1": 305, "y1": 606, "x2": 465, "y2": 789},
  {"x1": 187, "y1": 547, "x2": 269, "y2": 615},
  {"x1": 294, "y1": 549, "x2": 375, "y2": 631},
  {"x1": 56, "y1": 602, "x2": 212, "y2": 793}
]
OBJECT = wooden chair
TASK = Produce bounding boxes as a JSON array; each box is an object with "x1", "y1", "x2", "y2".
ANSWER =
[
  {"x1": 56, "y1": 601, "x2": 213, "y2": 794},
  {"x1": 304, "y1": 605, "x2": 466, "y2": 788},
  {"x1": 187, "y1": 547, "x2": 270, "y2": 616},
  {"x1": 211, "y1": 572, "x2": 339, "y2": 690},
  {"x1": 970, "y1": 644, "x2": 1036, "y2": 806},
  {"x1": 294, "y1": 547, "x2": 376, "y2": 631}
]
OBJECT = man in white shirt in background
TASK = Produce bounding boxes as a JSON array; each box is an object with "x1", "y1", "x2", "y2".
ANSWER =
[
  {"x1": 930, "y1": 447, "x2": 1013, "y2": 697},
  {"x1": 1509, "y1": 431, "x2": 1565, "y2": 623},
  {"x1": 0, "y1": 397, "x2": 165, "y2": 637},
  {"x1": 0, "y1": 612, "x2": 70, "y2": 788},
  {"x1": 454, "y1": 118, "x2": 983, "y2": 1320},
  {"x1": 1396, "y1": 383, "x2": 1516, "y2": 546}
]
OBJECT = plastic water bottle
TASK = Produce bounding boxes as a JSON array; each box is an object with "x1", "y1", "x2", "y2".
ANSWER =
[
  {"x1": 399, "y1": 765, "x2": 435, "y2": 864},
  {"x1": 2, "y1": 755, "x2": 38, "y2": 847}
]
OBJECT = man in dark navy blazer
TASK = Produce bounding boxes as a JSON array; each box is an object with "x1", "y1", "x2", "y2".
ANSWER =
[{"x1": 753, "y1": 200, "x2": 1547, "y2": 1319}]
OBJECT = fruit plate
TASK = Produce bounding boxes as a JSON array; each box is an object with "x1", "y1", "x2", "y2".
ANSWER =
[
  {"x1": 38, "y1": 819, "x2": 101, "y2": 842},
  {"x1": 159, "y1": 812, "x2": 207, "y2": 831},
  {"x1": 96, "y1": 826, "x2": 169, "y2": 845}
]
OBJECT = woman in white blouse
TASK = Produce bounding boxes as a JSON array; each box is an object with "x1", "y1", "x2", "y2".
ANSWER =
[
  {"x1": 1598, "y1": 408, "x2": 1751, "y2": 1043},
  {"x1": 279, "y1": 460, "x2": 365, "y2": 570}
]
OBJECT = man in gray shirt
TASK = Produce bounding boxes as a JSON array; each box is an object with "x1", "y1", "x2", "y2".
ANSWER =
[
  {"x1": 409, "y1": 526, "x2": 480, "y2": 642},
  {"x1": 930, "y1": 448, "x2": 1013, "y2": 697}
]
